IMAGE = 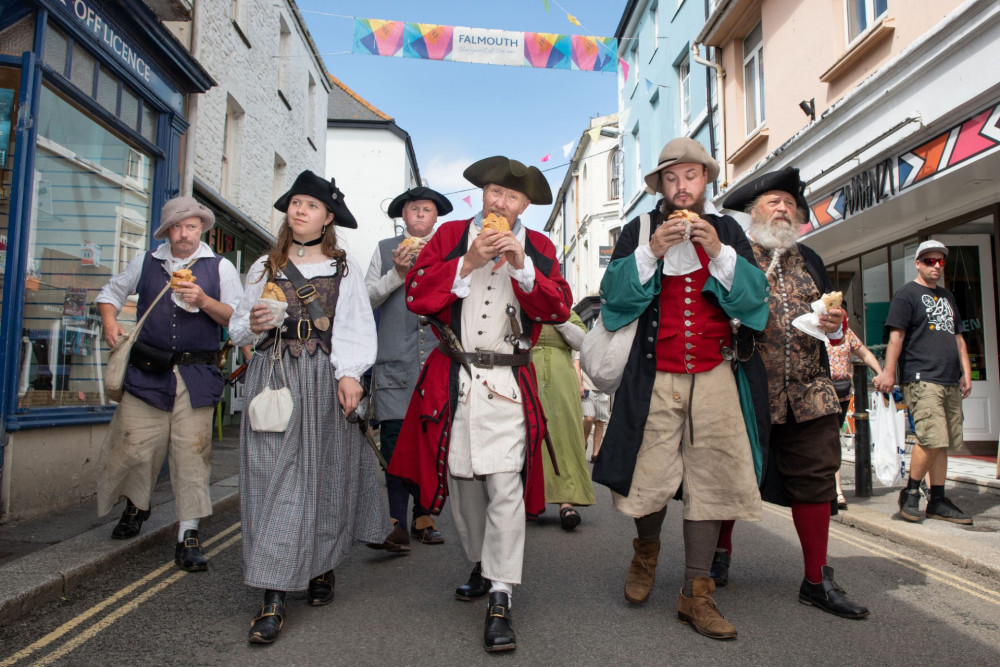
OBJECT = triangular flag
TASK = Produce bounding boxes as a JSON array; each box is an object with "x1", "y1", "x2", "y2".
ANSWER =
[
  {"x1": 619, "y1": 57, "x2": 629, "y2": 82},
  {"x1": 540, "y1": 154, "x2": 551, "y2": 163},
  {"x1": 587, "y1": 127, "x2": 601, "y2": 144},
  {"x1": 462, "y1": 195, "x2": 472, "y2": 208},
  {"x1": 567, "y1": 13, "x2": 581, "y2": 26},
  {"x1": 645, "y1": 78, "x2": 653, "y2": 93},
  {"x1": 543, "y1": 0, "x2": 550, "y2": 11},
  {"x1": 563, "y1": 141, "x2": 575, "y2": 158}
]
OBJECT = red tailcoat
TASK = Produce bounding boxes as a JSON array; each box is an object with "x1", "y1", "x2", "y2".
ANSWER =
[{"x1": 386, "y1": 218, "x2": 573, "y2": 517}]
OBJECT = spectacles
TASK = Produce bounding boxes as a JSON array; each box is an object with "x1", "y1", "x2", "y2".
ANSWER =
[{"x1": 919, "y1": 257, "x2": 945, "y2": 267}]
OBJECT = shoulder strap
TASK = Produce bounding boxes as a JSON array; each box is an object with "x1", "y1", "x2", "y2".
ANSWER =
[{"x1": 280, "y1": 260, "x2": 331, "y2": 332}]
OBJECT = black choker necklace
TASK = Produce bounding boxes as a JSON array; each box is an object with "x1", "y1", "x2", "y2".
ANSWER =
[{"x1": 292, "y1": 236, "x2": 323, "y2": 257}]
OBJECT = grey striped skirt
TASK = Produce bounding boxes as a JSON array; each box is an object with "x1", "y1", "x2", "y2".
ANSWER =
[{"x1": 239, "y1": 347, "x2": 392, "y2": 591}]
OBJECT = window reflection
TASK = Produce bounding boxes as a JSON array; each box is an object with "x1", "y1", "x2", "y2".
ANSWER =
[{"x1": 18, "y1": 84, "x2": 153, "y2": 408}]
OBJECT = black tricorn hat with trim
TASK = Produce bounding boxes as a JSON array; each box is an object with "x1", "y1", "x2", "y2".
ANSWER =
[
  {"x1": 387, "y1": 186, "x2": 454, "y2": 218},
  {"x1": 273, "y1": 170, "x2": 357, "y2": 229},
  {"x1": 463, "y1": 156, "x2": 553, "y2": 205},
  {"x1": 722, "y1": 165, "x2": 809, "y2": 214}
]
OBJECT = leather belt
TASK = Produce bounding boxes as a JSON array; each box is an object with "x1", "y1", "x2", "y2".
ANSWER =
[
  {"x1": 437, "y1": 343, "x2": 530, "y2": 369},
  {"x1": 175, "y1": 351, "x2": 219, "y2": 366}
]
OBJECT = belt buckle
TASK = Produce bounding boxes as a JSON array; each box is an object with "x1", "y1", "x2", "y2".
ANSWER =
[
  {"x1": 721, "y1": 345, "x2": 735, "y2": 361},
  {"x1": 297, "y1": 319, "x2": 313, "y2": 341},
  {"x1": 473, "y1": 348, "x2": 495, "y2": 369},
  {"x1": 177, "y1": 352, "x2": 191, "y2": 364}
]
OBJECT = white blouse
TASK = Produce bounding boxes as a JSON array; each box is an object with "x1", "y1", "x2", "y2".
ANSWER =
[{"x1": 229, "y1": 255, "x2": 377, "y2": 381}]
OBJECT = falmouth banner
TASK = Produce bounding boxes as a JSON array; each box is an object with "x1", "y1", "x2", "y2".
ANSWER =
[{"x1": 352, "y1": 18, "x2": 617, "y2": 73}]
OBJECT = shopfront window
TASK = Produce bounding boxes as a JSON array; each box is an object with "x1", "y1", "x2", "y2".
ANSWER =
[
  {"x1": 943, "y1": 245, "x2": 988, "y2": 381},
  {"x1": 1, "y1": 66, "x2": 20, "y2": 329},
  {"x1": 18, "y1": 83, "x2": 153, "y2": 409},
  {"x1": 861, "y1": 248, "x2": 890, "y2": 354}
]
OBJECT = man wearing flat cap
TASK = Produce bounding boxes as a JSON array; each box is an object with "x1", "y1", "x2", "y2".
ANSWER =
[
  {"x1": 365, "y1": 186, "x2": 454, "y2": 551},
  {"x1": 875, "y1": 239, "x2": 973, "y2": 525},
  {"x1": 719, "y1": 165, "x2": 869, "y2": 620},
  {"x1": 96, "y1": 196, "x2": 243, "y2": 570},
  {"x1": 591, "y1": 137, "x2": 769, "y2": 640},
  {"x1": 387, "y1": 156, "x2": 573, "y2": 652}
]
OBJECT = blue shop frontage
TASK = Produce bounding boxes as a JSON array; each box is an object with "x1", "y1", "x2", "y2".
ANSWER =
[{"x1": 0, "y1": 0, "x2": 213, "y2": 521}]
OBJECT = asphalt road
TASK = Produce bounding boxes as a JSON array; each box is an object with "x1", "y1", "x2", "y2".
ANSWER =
[{"x1": 2, "y1": 482, "x2": 1000, "y2": 666}]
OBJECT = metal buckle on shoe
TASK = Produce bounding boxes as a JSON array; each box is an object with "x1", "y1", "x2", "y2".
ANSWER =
[
  {"x1": 489, "y1": 605, "x2": 507, "y2": 618},
  {"x1": 297, "y1": 318, "x2": 313, "y2": 340},
  {"x1": 183, "y1": 537, "x2": 199, "y2": 548},
  {"x1": 473, "y1": 348, "x2": 495, "y2": 369}
]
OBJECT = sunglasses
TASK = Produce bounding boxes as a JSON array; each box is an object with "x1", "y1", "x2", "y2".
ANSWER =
[{"x1": 919, "y1": 257, "x2": 945, "y2": 267}]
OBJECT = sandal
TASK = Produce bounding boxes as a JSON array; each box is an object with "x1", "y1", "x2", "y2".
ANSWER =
[
  {"x1": 248, "y1": 591, "x2": 286, "y2": 644},
  {"x1": 559, "y1": 506, "x2": 581, "y2": 530}
]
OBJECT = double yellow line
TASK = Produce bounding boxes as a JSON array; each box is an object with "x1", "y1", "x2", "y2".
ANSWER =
[
  {"x1": 763, "y1": 504, "x2": 1000, "y2": 607},
  {"x1": 0, "y1": 522, "x2": 243, "y2": 667}
]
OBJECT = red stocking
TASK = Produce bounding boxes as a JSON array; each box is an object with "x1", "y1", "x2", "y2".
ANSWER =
[{"x1": 791, "y1": 502, "x2": 830, "y2": 583}]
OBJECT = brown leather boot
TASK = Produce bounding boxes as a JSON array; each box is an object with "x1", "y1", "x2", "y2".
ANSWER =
[
  {"x1": 677, "y1": 576, "x2": 737, "y2": 640},
  {"x1": 624, "y1": 538, "x2": 660, "y2": 604}
]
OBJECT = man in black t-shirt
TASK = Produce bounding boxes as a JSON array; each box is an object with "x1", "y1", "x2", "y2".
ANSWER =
[{"x1": 875, "y1": 240, "x2": 973, "y2": 525}]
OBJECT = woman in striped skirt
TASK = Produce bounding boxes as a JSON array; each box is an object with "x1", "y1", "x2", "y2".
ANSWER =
[{"x1": 229, "y1": 171, "x2": 392, "y2": 644}]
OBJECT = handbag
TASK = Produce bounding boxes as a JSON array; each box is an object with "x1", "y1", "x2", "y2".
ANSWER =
[
  {"x1": 579, "y1": 213, "x2": 650, "y2": 394},
  {"x1": 832, "y1": 378, "x2": 853, "y2": 400},
  {"x1": 871, "y1": 392, "x2": 906, "y2": 486},
  {"x1": 104, "y1": 258, "x2": 200, "y2": 402},
  {"x1": 248, "y1": 335, "x2": 294, "y2": 432}
]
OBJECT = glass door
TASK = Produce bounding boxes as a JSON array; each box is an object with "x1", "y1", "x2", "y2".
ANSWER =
[{"x1": 932, "y1": 234, "x2": 998, "y2": 444}]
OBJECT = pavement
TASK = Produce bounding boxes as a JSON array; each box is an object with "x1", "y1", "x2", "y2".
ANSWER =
[{"x1": 0, "y1": 425, "x2": 998, "y2": 626}]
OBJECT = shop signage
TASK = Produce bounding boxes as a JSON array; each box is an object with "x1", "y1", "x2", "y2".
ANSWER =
[
  {"x1": 48, "y1": 0, "x2": 184, "y2": 113},
  {"x1": 807, "y1": 101, "x2": 1000, "y2": 234},
  {"x1": 599, "y1": 245, "x2": 612, "y2": 268}
]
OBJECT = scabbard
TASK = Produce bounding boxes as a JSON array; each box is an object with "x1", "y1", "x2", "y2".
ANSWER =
[
  {"x1": 361, "y1": 421, "x2": 389, "y2": 471},
  {"x1": 544, "y1": 430, "x2": 560, "y2": 476}
]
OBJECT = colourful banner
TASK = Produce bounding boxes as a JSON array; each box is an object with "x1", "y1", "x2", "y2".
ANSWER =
[{"x1": 353, "y1": 18, "x2": 617, "y2": 73}]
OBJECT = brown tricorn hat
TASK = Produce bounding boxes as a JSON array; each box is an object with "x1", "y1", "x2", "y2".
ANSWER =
[
  {"x1": 643, "y1": 138, "x2": 720, "y2": 194},
  {"x1": 463, "y1": 156, "x2": 553, "y2": 205}
]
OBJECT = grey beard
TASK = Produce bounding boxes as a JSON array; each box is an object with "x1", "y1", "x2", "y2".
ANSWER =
[{"x1": 750, "y1": 220, "x2": 798, "y2": 251}]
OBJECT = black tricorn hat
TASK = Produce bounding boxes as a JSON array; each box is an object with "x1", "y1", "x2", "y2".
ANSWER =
[
  {"x1": 463, "y1": 156, "x2": 553, "y2": 205},
  {"x1": 387, "y1": 186, "x2": 454, "y2": 218},
  {"x1": 722, "y1": 166, "x2": 809, "y2": 215},
  {"x1": 274, "y1": 170, "x2": 357, "y2": 229}
]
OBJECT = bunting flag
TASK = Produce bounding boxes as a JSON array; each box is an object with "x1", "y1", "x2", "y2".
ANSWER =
[
  {"x1": 587, "y1": 126, "x2": 601, "y2": 144},
  {"x1": 567, "y1": 14, "x2": 581, "y2": 26},
  {"x1": 540, "y1": 154, "x2": 551, "y2": 162},
  {"x1": 563, "y1": 141, "x2": 575, "y2": 158},
  {"x1": 619, "y1": 57, "x2": 629, "y2": 82},
  {"x1": 645, "y1": 78, "x2": 653, "y2": 93},
  {"x1": 353, "y1": 18, "x2": 617, "y2": 72},
  {"x1": 543, "y1": 0, "x2": 550, "y2": 11},
  {"x1": 462, "y1": 195, "x2": 472, "y2": 208}
]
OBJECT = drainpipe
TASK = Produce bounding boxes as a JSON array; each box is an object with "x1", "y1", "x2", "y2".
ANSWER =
[
  {"x1": 691, "y1": 43, "x2": 726, "y2": 187},
  {"x1": 574, "y1": 170, "x2": 580, "y2": 289},
  {"x1": 181, "y1": 1, "x2": 202, "y2": 196}
]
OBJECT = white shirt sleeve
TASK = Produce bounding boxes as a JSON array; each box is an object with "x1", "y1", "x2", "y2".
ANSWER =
[
  {"x1": 452, "y1": 257, "x2": 472, "y2": 298},
  {"x1": 218, "y1": 258, "x2": 244, "y2": 309},
  {"x1": 366, "y1": 246, "x2": 405, "y2": 308},
  {"x1": 95, "y1": 253, "x2": 146, "y2": 310},
  {"x1": 330, "y1": 257, "x2": 378, "y2": 381},
  {"x1": 635, "y1": 244, "x2": 659, "y2": 284},
  {"x1": 707, "y1": 244, "x2": 737, "y2": 291},
  {"x1": 229, "y1": 257, "x2": 268, "y2": 347},
  {"x1": 507, "y1": 255, "x2": 535, "y2": 293}
]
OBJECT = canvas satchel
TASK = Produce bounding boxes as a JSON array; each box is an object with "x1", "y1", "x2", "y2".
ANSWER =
[
  {"x1": 248, "y1": 335, "x2": 294, "y2": 432},
  {"x1": 104, "y1": 258, "x2": 199, "y2": 402},
  {"x1": 580, "y1": 213, "x2": 650, "y2": 394}
]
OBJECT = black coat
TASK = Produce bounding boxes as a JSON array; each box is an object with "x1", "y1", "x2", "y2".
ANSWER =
[{"x1": 591, "y1": 208, "x2": 770, "y2": 498}]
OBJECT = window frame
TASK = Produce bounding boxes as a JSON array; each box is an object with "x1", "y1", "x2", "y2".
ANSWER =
[
  {"x1": 742, "y1": 21, "x2": 765, "y2": 136},
  {"x1": 845, "y1": 0, "x2": 889, "y2": 45},
  {"x1": 677, "y1": 54, "x2": 691, "y2": 133}
]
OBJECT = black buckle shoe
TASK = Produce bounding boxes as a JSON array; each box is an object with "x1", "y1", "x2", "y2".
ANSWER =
[
  {"x1": 710, "y1": 548, "x2": 731, "y2": 587},
  {"x1": 799, "y1": 566, "x2": 869, "y2": 619},
  {"x1": 111, "y1": 500, "x2": 151, "y2": 540},
  {"x1": 484, "y1": 591, "x2": 516, "y2": 652},
  {"x1": 249, "y1": 590, "x2": 286, "y2": 645},
  {"x1": 174, "y1": 529, "x2": 208, "y2": 572},
  {"x1": 308, "y1": 570, "x2": 335, "y2": 606},
  {"x1": 455, "y1": 562, "x2": 491, "y2": 601}
]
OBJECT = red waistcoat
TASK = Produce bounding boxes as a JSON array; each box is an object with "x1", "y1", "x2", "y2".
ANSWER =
[{"x1": 656, "y1": 244, "x2": 732, "y2": 374}]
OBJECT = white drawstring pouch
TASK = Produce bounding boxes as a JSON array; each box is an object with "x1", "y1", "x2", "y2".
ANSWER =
[{"x1": 248, "y1": 336, "x2": 293, "y2": 433}]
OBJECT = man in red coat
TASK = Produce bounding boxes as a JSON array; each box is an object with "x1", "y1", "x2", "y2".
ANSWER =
[{"x1": 387, "y1": 156, "x2": 572, "y2": 653}]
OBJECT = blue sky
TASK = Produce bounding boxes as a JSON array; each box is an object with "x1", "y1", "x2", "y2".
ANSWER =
[{"x1": 297, "y1": 0, "x2": 624, "y2": 231}]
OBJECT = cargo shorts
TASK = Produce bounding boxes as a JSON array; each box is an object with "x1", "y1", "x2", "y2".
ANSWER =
[{"x1": 902, "y1": 381, "x2": 964, "y2": 451}]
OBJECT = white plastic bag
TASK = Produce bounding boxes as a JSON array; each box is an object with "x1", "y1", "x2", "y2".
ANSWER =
[{"x1": 871, "y1": 392, "x2": 905, "y2": 486}]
